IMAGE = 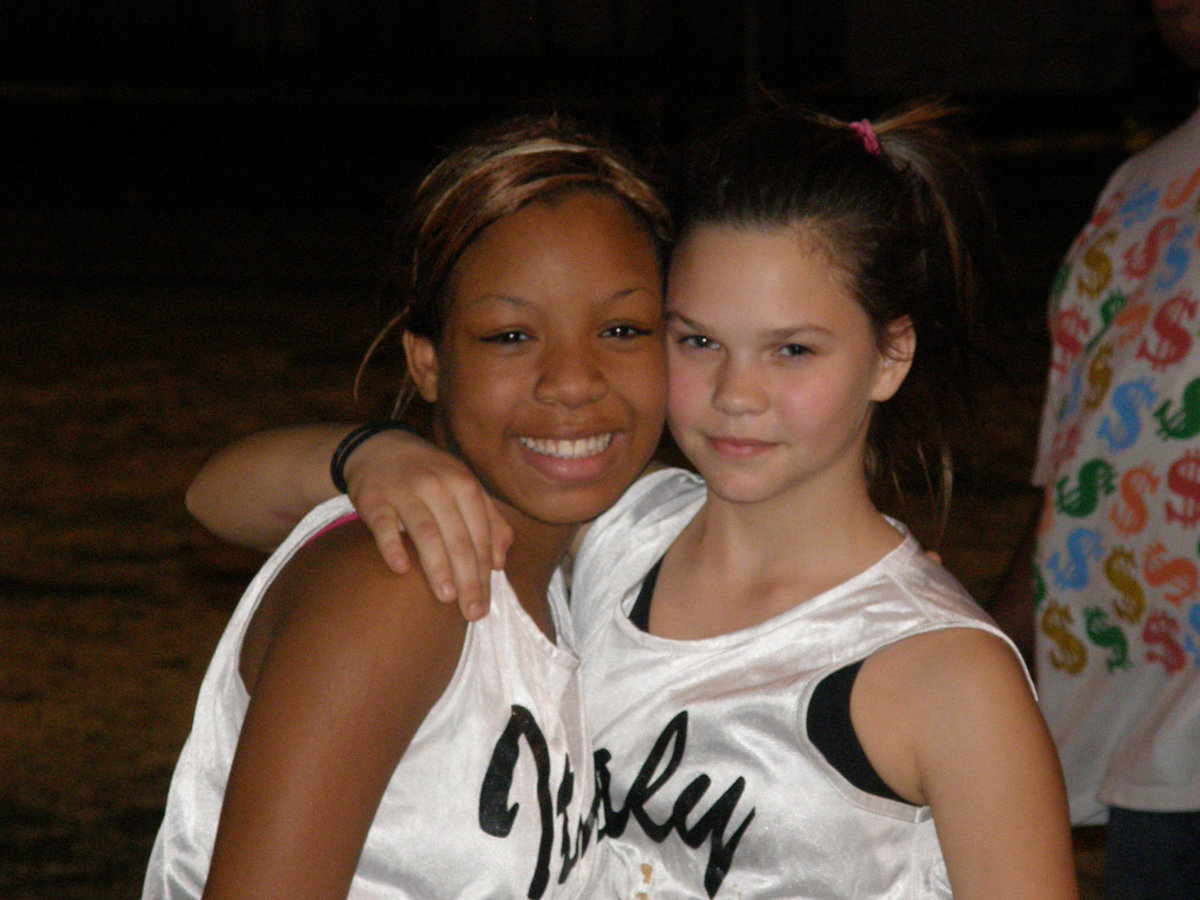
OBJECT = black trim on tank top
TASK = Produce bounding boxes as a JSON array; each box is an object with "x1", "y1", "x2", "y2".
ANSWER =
[
  {"x1": 628, "y1": 557, "x2": 908, "y2": 805},
  {"x1": 807, "y1": 661, "x2": 908, "y2": 804},
  {"x1": 628, "y1": 557, "x2": 660, "y2": 630}
]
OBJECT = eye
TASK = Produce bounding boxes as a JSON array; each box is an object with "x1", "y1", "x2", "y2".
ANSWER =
[
  {"x1": 602, "y1": 323, "x2": 654, "y2": 340},
  {"x1": 779, "y1": 342, "x2": 813, "y2": 358},
  {"x1": 481, "y1": 329, "x2": 531, "y2": 345},
  {"x1": 679, "y1": 334, "x2": 717, "y2": 351}
]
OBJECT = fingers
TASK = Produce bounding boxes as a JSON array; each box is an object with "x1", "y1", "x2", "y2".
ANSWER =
[
  {"x1": 392, "y1": 484, "x2": 470, "y2": 606},
  {"x1": 443, "y1": 480, "x2": 507, "y2": 620},
  {"x1": 340, "y1": 429, "x2": 504, "y2": 622},
  {"x1": 352, "y1": 473, "x2": 499, "y2": 620},
  {"x1": 423, "y1": 492, "x2": 491, "y2": 618},
  {"x1": 359, "y1": 506, "x2": 413, "y2": 576},
  {"x1": 485, "y1": 501, "x2": 514, "y2": 573}
]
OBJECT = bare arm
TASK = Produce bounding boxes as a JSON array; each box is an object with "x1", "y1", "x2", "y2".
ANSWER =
[
  {"x1": 202, "y1": 522, "x2": 468, "y2": 899},
  {"x1": 856, "y1": 629, "x2": 1076, "y2": 899},
  {"x1": 185, "y1": 424, "x2": 351, "y2": 551},
  {"x1": 186, "y1": 423, "x2": 512, "y2": 617}
]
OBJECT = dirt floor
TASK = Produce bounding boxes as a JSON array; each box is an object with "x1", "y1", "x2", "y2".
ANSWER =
[{"x1": 0, "y1": 144, "x2": 1113, "y2": 897}]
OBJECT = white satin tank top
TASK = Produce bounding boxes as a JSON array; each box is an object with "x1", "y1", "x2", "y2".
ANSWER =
[
  {"x1": 570, "y1": 469, "x2": 1028, "y2": 899},
  {"x1": 143, "y1": 495, "x2": 599, "y2": 899}
]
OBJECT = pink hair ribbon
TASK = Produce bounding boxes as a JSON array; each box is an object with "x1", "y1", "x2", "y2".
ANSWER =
[{"x1": 849, "y1": 119, "x2": 881, "y2": 156}]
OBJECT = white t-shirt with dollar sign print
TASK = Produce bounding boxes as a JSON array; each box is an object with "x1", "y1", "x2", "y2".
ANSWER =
[{"x1": 1032, "y1": 102, "x2": 1200, "y2": 824}]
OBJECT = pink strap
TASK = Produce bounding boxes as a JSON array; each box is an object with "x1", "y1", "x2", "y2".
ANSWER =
[
  {"x1": 849, "y1": 119, "x2": 881, "y2": 156},
  {"x1": 307, "y1": 511, "x2": 361, "y2": 544}
]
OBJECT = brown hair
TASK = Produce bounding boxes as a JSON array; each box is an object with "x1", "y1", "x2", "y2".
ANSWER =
[
  {"x1": 672, "y1": 102, "x2": 1004, "y2": 534},
  {"x1": 367, "y1": 115, "x2": 672, "y2": 411}
]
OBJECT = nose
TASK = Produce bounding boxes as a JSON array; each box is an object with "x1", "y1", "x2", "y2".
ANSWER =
[
  {"x1": 712, "y1": 355, "x2": 767, "y2": 416},
  {"x1": 534, "y1": 343, "x2": 607, "y2": 408}
]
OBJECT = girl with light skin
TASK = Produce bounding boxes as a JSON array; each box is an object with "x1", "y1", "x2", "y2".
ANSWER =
[{"x1": 186, "y1": 106, "x2": 1078, "y2": 897}]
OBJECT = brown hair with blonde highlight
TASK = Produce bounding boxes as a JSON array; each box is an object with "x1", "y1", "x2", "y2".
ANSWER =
[{"x1": 365, "y1": 115, "x2": 672, "y2": 412}]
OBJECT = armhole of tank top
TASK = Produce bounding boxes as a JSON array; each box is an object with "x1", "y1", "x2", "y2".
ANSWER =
[
  {"x1": 307, "y1": 509, "x2": 361, "y2": 543},
  {"x1": 240, "y1": 506, "x2": 364, "y2": 697},
  {"x1": 807, "y1": 661, "x2": 909, "y2": 805}
]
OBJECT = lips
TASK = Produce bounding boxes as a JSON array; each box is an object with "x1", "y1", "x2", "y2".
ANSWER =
[
  {"x1": 517, "y1": 433, "x2": 614, "y2": 460},
  {"x1": 707, "y1": 435, "x2": 777, "y2": 459},
  {"x1": 512, "y1": 431, "x2": 627, "y2": 488}
]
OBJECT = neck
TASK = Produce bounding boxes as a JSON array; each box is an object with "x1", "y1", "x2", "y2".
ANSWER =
[
  {"x1": 690, "y1": 468, "x2": 901, "y2": 589},
  {"x1": 495, "y1": 503, "x2": 577, "y2": 639},
  {"x1": 431, "y1": 427, "x2": 573, "y2": 636}
]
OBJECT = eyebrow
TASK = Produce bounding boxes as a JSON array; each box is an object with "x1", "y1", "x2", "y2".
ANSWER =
[
  {"x1": 665, "y1": 310, "x2": 702, "y2": 329},
  {"x1": 466, "y1": 286, "x2": 660, "y2": 310},
  {"x1": 666, "y1": 310, "x2": 832, "y2": 339},
  {"x1": 461, "y1": 293, "x2": 529, "y2": 310}
]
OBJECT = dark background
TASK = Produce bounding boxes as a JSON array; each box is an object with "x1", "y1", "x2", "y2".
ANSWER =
[{"x1": 2, "y1": 2, "x2": 1198, "y2": 896}]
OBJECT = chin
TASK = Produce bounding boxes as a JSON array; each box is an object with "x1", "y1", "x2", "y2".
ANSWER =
[
  {"x1": 699, "y1": 473, "x2": 780, "y2": 506},
  {"x1": 521, "y1": 480, "x2": 634, "y2": 527}
]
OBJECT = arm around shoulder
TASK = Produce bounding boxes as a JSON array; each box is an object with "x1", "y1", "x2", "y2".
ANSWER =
[
  {"x1": 186, "y1": 424, "x2": 353, "y2": 551},
  {"x1": 202, "y1": 520, "x2": 468, "y2": 900},
  {"x1": 189, "y1": 422, "x2": 516, "y2": 616}
]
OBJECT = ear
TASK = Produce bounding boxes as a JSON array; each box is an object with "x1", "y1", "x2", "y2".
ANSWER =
[
  {"x1": 870, "y1": 316, "x2": 915, "y2": 403},
  {"x1": 402, "y1": 331, "x2": 440, "y2": 403}
]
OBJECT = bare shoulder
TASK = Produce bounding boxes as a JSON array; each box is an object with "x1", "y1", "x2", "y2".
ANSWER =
[
  {"x1": 853, "y1": 626, "x2": 1076, "y2": 897},
  {"x1": 852, "y1": 626, "x2": 1038, "y2": 805},
  {"x1": 244, "y1": 518, "x2": 469, "y2": 703},
  {"x1": 208, "y1": 520, "x2": 472, "y2": 897},
  {"x1": 859, "y1": 626, "x2": 1036, "y2": 752},
  {"x1": 864, "y1": 626, "x2": 1029, "y2": 702}
]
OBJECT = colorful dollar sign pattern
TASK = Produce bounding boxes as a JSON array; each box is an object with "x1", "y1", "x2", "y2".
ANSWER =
[
  {"x1": 1035, "y1": 161, "x2": 1200, "y2": 681},
  {"x1": 1113, "y1": 294, "x2": 1152, "y2": 348},
  {"x1": 1104, "y1": 546, "x2": 1146, "y2": 623},
  {"x1": 1143, "y1": 612, "x2": 1186, "y2": 674},
  {"x1": 1077, "y1": 230, "x2": 1117, "y2": 299},
  {"x1": 1097, "y1": 379, "x2": 1157, "y2": 451},
  {"x1": 1123, "y1": 217, "x2": 1178, "y2": 282},
  {"x1": 1154, "y1": 375, "x2": 1200, "y2": 439},
  {"x1": 1166, "y1": 450, "x2": 1200, "y2": 528},
  {"x1": 1084, "y1": 343, "x2": 1114, "y2": 411},
  {"x1": 1135, "y1": 293, "x2": 1195, "y2": 372},
  {"x1": 1054, "y1": 460, "x2": 1117, "y2": 517},
  {"x1": 1164, "y1": 165, "x2": 1200, "y2": 210},
  {"x1": 1041, "y1": 602, "x2": 1088, "y2": 675},
  {"x1": 1050, "y1": 307, "x2": 1091, "y2": 376},
  {"x1": 1084, "y1": 607, "x2": 1131, "y2": 671},
  {"x1": 1109, "y1": 464, "x2": 1159, "y2": 537}
]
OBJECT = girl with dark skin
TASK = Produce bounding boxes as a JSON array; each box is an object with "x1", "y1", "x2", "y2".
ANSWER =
[{"x1": 144, "y1": 117, "x2": 670, "y2": 899}]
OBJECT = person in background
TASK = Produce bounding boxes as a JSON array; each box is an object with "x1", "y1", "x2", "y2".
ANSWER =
[{"x1": 988, "y1": 2, "x2": 1200, "y2": 896}]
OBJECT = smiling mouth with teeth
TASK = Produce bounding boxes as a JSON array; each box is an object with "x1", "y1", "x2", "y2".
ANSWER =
[{"x1": 517, "y1": 434, "x2": 614, "y2": 459}]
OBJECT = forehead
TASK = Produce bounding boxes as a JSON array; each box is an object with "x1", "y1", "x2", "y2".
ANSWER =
[
  {"x1": 667, "y1": 224, "x2": 848, "y2": 306},
  {"x1": 450, "y1": 191, "x2": 661, "y2": 308}
]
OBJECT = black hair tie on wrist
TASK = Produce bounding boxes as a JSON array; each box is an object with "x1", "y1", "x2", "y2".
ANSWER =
[{"x1": 330, "y1": 421, "x2": 419, "y2": 493}]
